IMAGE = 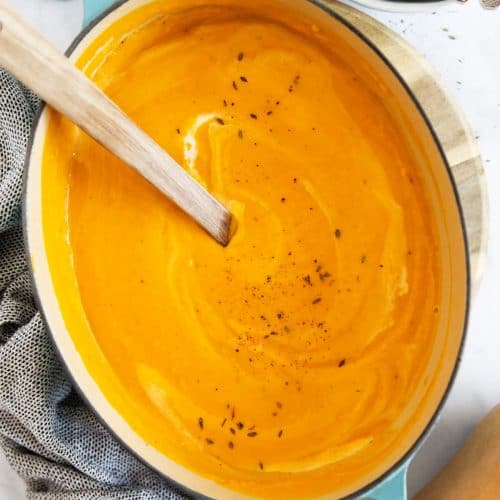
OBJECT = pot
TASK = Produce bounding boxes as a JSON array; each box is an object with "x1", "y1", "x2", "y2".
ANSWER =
[{"x1": 24, "y1": 0, "x2": 487, "y2": 498}]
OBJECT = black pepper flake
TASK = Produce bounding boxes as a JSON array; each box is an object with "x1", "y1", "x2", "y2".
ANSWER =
[
  {"x1": 335, "y1": 228, "x2": 342, "y2": 239},
  {"x1": 278, "y1": 429, "x2": 283, "y2": 438},
  {"x1": 231, "y1": 407, "x2": 235, "y2": 420},
  {"x1": 288, "y1": 85, "x2": 293, "y2": 92},
  {"x1": 238, "y1": 129, "x2": 243, "y2": 139},
  {"x1": 272, "y1": 412, "x2": 278, "y2": 417},
  {"x1": 267, "y1": 110, "x2": 273, "y2": 115},
  {"x1": 250, "y1": 113, "x2": 257, "y2": 119},
  {"x1": 230, "y1": 427, "x2": 236, "y2": 435},
  {"x1": 198, "y1": 417, "x2": 204, "y2": 430},
  {"x1": 360, "y1": 254, "x2": 366, "y2": 264},
  {"x1": 237, "y1": 52, "x2": 244, "y2": 61},
  {"x1": 276, "y1": 401, "x2": 282, "y2": 409},
  {"x1": 259, "y1": 461, "x2": 264, "y2": 470},
  {"x1": 312, "y1": 297, "x2": 321, "y2": 305},
  {"x1": 237, "y1": 422, "x2": 244, "y2": 430},
  {"x1": 205, "y1": 438, "x2": 214, "y2": 445},
  {"x1": 221, "y1": 418, "x2": 227, "y2": 428},
  {"x1": 176, "y1": 128, "x2": 180, "y2": 134},
  {"x1": 338, "y1": 358, "x2": 346, "y2": 367},
  {"x1": 232, "y1": 80, "x2": 238, "y2": 90},
  {"x1": 319, "y1": 272, "x2": 331, "y2": 281},
  {"x1": 223, "y1": 99, "x2": 227, "y2": 107},
  {"x1": 216, "y1": 117, "x2": 225, "y2": 125},
  {"x1": 433, "y1": 306, "x2": 439, "y2": 314},
  {"x1": 240, "y1": 76, "x2": 248, "y2": 82},
  {"x1": 277, "y1": 312, "x2": 283, "y2": 319},
  {"x1": 228, "y1": 441, "x2": 234, "y2": 449},
  {"x1": 247, "y1": 431, "x2": 258, "y2": 437},
  {"x1": 281, "y1": 197, "x2": 286, "y2": 203},
  {"x1": 303, "y1": 275, "x2": 312, "y2": 285}
]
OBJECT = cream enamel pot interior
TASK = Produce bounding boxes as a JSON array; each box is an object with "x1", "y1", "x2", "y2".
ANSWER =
[{"x1": 23, "y1": 0, "x2": 486, "y2": 498}]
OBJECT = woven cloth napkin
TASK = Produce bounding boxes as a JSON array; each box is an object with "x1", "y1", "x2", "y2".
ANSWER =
[{"x1": 0, "y1": 68, "x2": 188, "y2": 499}]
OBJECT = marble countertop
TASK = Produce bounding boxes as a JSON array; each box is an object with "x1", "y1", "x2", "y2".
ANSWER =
[{"x1": 1, "y1": 1, "x2": 499, "y2": 499}]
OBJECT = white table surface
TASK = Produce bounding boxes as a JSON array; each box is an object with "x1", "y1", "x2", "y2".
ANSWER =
[{"x1": 1, "y1": 1, "x2": 498, "y2": 499}]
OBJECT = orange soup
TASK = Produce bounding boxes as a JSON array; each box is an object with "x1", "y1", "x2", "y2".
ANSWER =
[{"x1": 42, "y1": 1, "x2": 443, "y2": 497}]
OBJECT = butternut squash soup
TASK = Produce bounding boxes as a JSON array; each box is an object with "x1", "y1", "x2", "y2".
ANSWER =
[{"x1": 41, "y1": 1, "x2": 447, "y2": 497}]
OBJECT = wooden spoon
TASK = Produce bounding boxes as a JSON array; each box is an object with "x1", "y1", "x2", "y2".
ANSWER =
[{"x1": 0, "y1": 1, "x2": 232, "y2": 246}]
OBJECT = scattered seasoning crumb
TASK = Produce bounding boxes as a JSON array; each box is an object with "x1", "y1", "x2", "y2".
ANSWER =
[
  {"x1": 230, "y1": 427, "x2": 236, "y2": 435},
  {"x1": 221, "y1": 418, "x2": 227, "y2": 428},
  {"x1": 360, "y1": 254, "x2": 366, "y2": 264},
  {"x1": 223, "y1": 99, "x2": 227, "y2": 107},
  {"x1": 312, "y1": 297, "x2": 322, "y2": 305},
  {"x1": 237, "y1": 422, "x2": 244, "y2": 430},
  {"x1": 281, "y1": 197, "x2": 286, "y2": 203},
  {"x1": 335, "y1": 228, "x2": 342, "y2": 239},
  {"x1": 338, "y1": 358, "x2": 346, "y2": 368},
  {"x1": 276, "y1": 401, "x2": 282, "y2": 409},
  {"x1": 278, "y1": 429, "x2": 283, "y2": 438},
  {"x1": 216, "y1": 117, "x2": 225, "y2": 125},
  {"x1": 238, "y1": 129, "x2": 243, "y2": 139},
  {"x1": 267, "y1": 110, "x2": 273, "y2": 115},
  {"x1": 240, "y1": 76, "x2": 248, "y2": 82},
  {"x1": 228, "y1": 441, "x2": 234, "y2": 449},
  {"x1": 272, "y1": 412, "x2": 278, "y2": 417},
  {"x1": 237, "y1": 52, "x2": 244, "y2": 61},
  {"x1": 205, "y1": 438, "x2": 214, "y2": 445},
  {"x1": 319, "y1": 272, "x2": 331, "y2": 281},
  {"x1": 176, "y1": 128, "x2": 180, "y2": 134},
  {"x1": 303, "y1": 275, "x2": 312, "y2": 285},
  {"x1": 232, "y1": 80, "x2": 238, "y2": 90},
  {"x1": 379, "y1": 264, "x2": 384, "y2": 268},
  {"x1": 198, "y1": 417, "x2": 204, "y2": 430},
  {"x1": 277, "y1": 312, "x2": 283, "y2": 319},
  {"x1": 288, "y1": 85, "x2": 293, "y2": 92},
  {"x1": 231, "y1": 407, "x2": 236, "y2": 420},
  {"x1": 259, "y1": 461, "x2": 264, "y2": 470},
  {"x1": 247, "y1": 431, "x2": 258, "y2": 437},
  {"x1": 250, "y1": 113, "x2": 258, "y2": 119}
]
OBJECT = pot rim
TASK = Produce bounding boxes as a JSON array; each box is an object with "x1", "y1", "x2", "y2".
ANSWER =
[{"x1": 22, "y1": 1, "x2": 471, "y2": 498}]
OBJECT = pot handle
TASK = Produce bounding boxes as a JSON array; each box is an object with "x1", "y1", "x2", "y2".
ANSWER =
[
  {"x1": 361, "y1": 462, "x2": 408, "y2": 500},
  {"x1": 82, "y1": 0, "x2": 117, "y2": 28}
]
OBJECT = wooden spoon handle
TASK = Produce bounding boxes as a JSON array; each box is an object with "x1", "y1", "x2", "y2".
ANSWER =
[{"x1": 0, "y1": 1, "x2": 231, "y2": 245}]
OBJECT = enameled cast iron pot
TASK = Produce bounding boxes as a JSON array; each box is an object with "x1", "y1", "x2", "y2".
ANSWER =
[{"x1": 24, "y1": 0, "x2": 488, "y2": 498}]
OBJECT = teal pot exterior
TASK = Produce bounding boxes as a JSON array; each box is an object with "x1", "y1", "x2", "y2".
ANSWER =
[{"x1": 28, "y1": 0, "x2": 466, "y2": 498}]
